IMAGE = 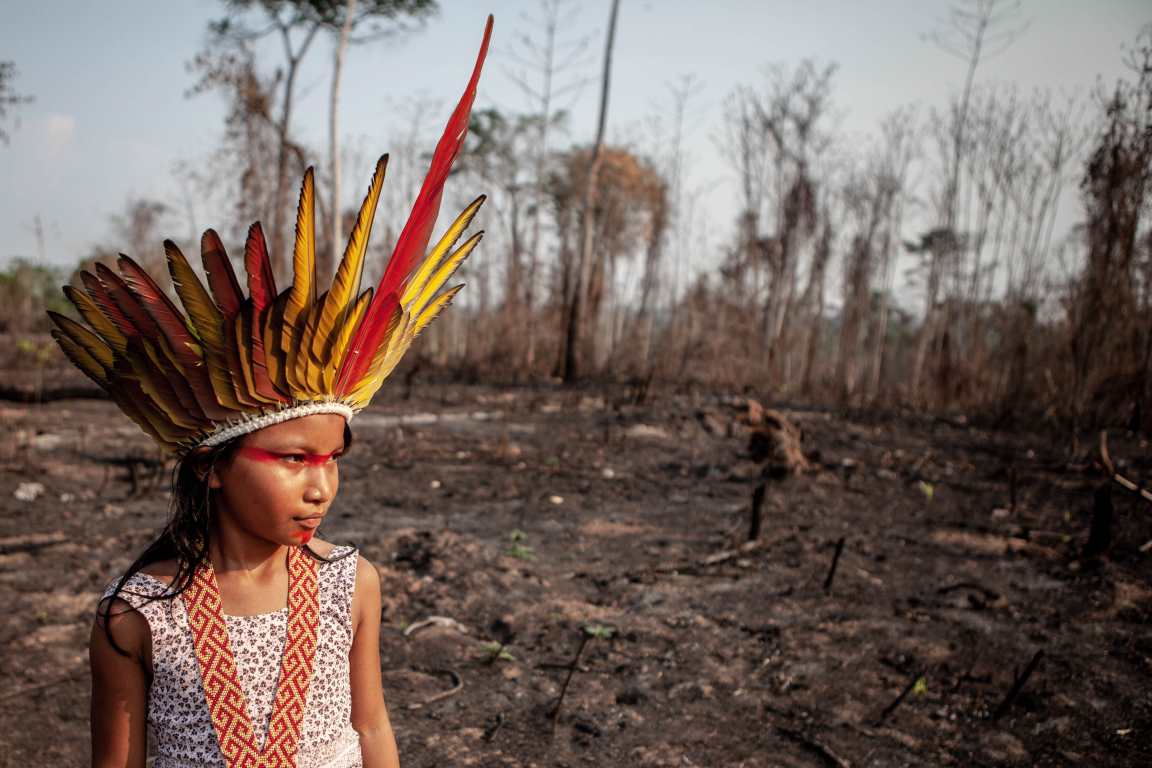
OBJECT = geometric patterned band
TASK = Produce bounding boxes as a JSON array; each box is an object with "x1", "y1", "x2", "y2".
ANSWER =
[{"x1": 181, "y1": 546, "x2": 320, "y2": 768}]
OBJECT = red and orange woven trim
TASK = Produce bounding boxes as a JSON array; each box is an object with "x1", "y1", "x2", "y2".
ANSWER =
[{"x1": 182, "y1": 546, "x2": 319, "y2": 768}]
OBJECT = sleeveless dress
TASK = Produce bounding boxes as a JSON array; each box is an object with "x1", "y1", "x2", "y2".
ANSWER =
[{"x1": 102, "y1": 546, "x2": 364, "y2": 768}]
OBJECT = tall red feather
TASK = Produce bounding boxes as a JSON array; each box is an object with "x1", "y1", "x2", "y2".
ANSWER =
[{"x1": 335, "y1": 15, "x2": 492, "y2": 396}]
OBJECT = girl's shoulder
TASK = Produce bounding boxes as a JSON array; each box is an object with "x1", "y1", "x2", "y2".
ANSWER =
[{"x1": 310, "y1": 538, "x2": 358, "y2": 564}]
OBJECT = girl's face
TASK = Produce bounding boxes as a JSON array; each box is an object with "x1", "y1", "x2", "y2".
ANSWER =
[{"x1": 208, "y1": 413, "x2": 348, "y2": 546}]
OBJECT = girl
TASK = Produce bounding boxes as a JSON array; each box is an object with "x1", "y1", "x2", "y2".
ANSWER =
[
  {"x1": 90, "y1": 413, "x2": 395, "y2": 768},
  {"x1": 57, "y1": 17, "x2": 495, "y2": 768}
]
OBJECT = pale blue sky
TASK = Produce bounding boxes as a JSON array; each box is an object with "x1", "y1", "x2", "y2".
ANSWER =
[{"x1": 2, "y1": 0, "x2": 1149, "y2": 297}]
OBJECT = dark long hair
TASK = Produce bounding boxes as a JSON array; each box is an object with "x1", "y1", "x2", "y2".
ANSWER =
[{"x1": 99, "y1": 423, "x2": 354, "y2": 655}]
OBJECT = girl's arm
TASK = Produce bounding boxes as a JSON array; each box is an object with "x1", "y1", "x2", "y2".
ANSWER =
[
  {"x1": 349, "y1": 556, "x2": 400, "y2": 768},
  {"x1": 90, "y1": 598, "x2": 149, "y2": 768}
]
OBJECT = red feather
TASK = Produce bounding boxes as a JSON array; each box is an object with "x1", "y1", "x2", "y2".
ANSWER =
[
  {"x1": 117, "y1": 255, "x2": 198, "y2": 361},
  {"x1": 245, "y1": 222, "x2": 276, "y2": 314},
  {"x1": 379, "y1": 15, "x2": 492, "y2": 301},
  {"x1": 94, "y1": 264, "x2": 160, "y2": 341},
  {"x1": 81, "y1": 270, "x2": 136, "y2": 340},
  {"x1": 337, "y1": 16, "x2": 492, "y2": 393},
  {"x1": 117, "y1": 255, "x2": 229, "y2": 419},
  {"x1": 334, "y1": 292, "x2": 398, "y2": 396},
  {"x1": 202, "y1": 229, "x2": 243, "y2": 318},
  {"x1": 95, "y1": 265, "x2": 205, "y2": 421},
  {"x1": 249, "y1": 302, "x2": 284, "y2": 401}
]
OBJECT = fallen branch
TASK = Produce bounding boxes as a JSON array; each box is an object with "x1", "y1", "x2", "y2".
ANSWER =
[
  {"x1": 823, "y1": 537, "x2": 846, "y2": 593},
  {"x1": 550, "y1": 625, "x2": 615, "y2": 733},
  {"x1": 1099, "y1": 431, "x2": 1152, "y2": 503},
  {"x1": 405, "y1": 668, "x2": 463, "y2": 709},
  {"x1": 0, "y1": 531, "x2": 67, "y2": 556},
  {"x1": 749, "y1": 482, "x2": 766, "y2": 541},
  {"x1": 1082, "y1": 483, "x2": 1114, "y2": 559},
  {"x1": 0, "y1": 383, "x2": 105, "y2": 403},
  {"x1": 0, "y1": 670, "x2": 84, "y2": 702},
  {"x1": 876, "y1": 669, "x2": 925, "y2": 723},
  {"x1": 775, "y1": 725, "x2": 852, "y2": 768},
  {"x1": 991, "y1": 649, "x2": 1044, "y2": 721},
  {"x1": 642, "y1": 539, "x2": 769, "y2": 577},
  {"x1": 936, "y1": 582, "x2": 1001, "y2": 601},
  {"x1": 550, "y1": 632, "x2": 590, "y2": 732},
  {"x1": 403, "y1": 616, "x2": 470, "y2": 638}
]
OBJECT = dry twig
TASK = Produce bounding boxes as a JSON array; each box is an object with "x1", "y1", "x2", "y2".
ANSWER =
[{"x1": 1099, "y1": 431, "x2": 1152, "y2": 503}]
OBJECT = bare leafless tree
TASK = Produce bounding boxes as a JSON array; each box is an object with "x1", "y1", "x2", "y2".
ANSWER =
[
  {"x1": 0, "y1": 61, "x2": 33, "y2": 146},
  {"x1": 563, "y1": 0, "x2": 621, "y2": 382}
]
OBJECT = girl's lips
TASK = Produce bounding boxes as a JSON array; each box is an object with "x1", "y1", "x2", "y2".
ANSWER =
[{"x1": 295, "y1": 518, "x2": 322, "y2": 530}]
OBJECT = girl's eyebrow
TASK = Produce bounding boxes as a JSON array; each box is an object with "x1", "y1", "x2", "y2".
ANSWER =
[{"x1": 238, "y1": 446, "x2": 343, "y2": 463}]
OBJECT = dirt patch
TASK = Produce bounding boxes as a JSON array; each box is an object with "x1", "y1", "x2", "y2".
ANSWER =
[{"x1": 1, "y1": 384, "x2": 1150, "y2": 766}]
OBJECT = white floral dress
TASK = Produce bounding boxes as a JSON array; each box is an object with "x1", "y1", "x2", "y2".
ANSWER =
[{"x1": 102, "y1": 546, "x2": 363, "y2": 768}]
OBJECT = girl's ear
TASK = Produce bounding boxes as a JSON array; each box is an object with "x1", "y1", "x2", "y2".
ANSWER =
[{"x1": 190, "y1": 447, "x2": 222, "y2": 488}]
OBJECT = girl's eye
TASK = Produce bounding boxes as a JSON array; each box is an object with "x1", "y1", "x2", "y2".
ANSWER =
[{"x1": 280, "y1": 452, "x2": 342, "y2": 464}]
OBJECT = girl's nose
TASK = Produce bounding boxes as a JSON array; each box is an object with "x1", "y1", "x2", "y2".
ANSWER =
[{"x1": 304, "y1": 466, "x2": 335, "y2": 503}]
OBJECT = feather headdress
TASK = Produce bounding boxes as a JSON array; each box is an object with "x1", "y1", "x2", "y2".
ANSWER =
[{"x1": 49, "y1": 17, "x2": 493, "y2": 454}]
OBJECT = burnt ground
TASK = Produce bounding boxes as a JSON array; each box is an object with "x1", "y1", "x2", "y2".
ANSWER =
[{"x1": 0, "y1": 380, "x2": 1150, "y2": 767}]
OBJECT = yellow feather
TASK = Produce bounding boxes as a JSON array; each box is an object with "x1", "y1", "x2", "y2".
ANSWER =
[
  {"x1": 413, "y1": 283, "x2": 464, "y2": 337},
  {"x1": 291, "y1": 168, "x2": 317, "y2": 310},
  {"x1": 63, "y1": 286, "x2": 128, "y2": 354},
  {"x1": 48, "y1": 312, "x2": 114, "y2": 371},
  {"x1": 401, "y1": 195, "x2": 485, "y2": 307},
  {"x1": 166, "y1": 241, "x2": 244, "y2": 411},
  {"x1": 135, "y1": 334, "x2": 207, "y2": 422},
  {"x1": 291, "y1": 292, "x2": 327, "y2": 397},
  {"x1": 262, "y1": 297, "x2": 290, "y2": 395},
  {"x1": 322, "y1": 288, "x2": 372, "y2": 391},
  {"x1": 351, "y1": 286, "x2": 461, "y2": 407},
  {"x1": 114, "y1": 377, "x2": 191, "y2": 448},
  {"x1": 122, "y1": 343, "x2": 201, "y2": 430},
  {"x1": 371, "y1": 324, "x2": 418, "y2": 395},
  {"x1": 311, "y1": 155, "x2": 387, "y2": 363},
  {"x1": 410, "y1": 233, "x2": 481, "y2": 317},
  {"x1": 282, "y1": 169, "x2": 317, "y2": 370},
  {"x1": 344, "y1": 306, "x2": 406, "y2": 408},
  {"x1": 232, "y1": 310, "x2": 278, "y2": 407},
  {"x1": 51, "y1": 330, "x2": 110, "y2": 387}
]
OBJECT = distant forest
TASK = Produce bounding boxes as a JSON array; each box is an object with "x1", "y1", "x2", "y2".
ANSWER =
[{"x1": 3, "y1": 0, "x2": 1150, "y2": 437}]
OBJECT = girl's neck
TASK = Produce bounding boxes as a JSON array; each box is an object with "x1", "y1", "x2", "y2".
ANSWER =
[{"x1": 208, "y1": 517, "x2": 289, "y2": 579}]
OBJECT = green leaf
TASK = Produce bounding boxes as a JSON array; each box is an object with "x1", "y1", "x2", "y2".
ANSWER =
[
  {"x1": 505, "y1": 543, "x2": 535, "y2": 561},
  {"x1": 582, "y1": 624, "x2": 616, "y2": 640}
]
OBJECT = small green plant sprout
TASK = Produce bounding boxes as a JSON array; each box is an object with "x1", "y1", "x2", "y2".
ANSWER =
[
  {"x1": 505, "y1": 529, "x2": 534, "y2": 559},
  {"x1": 505, "y1": 542, "x2": 536, "y2": 560},
  {"x1": 912, "y1": 676, "x2": 928, "y2": 696},
  {"x1": 918, "y1": 481, "x2": 935, "y2": 501},
  {"x1": 582, "y1": 624, "x2": 616, "y2": 640},
  {"x1": 481, "y1": 641, "x2": 515, "y2": 663}
]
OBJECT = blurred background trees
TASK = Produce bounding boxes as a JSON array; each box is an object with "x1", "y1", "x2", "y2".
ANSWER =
[{"x1": 4, "y1": 1, "x2": 1152, "y2": 440}]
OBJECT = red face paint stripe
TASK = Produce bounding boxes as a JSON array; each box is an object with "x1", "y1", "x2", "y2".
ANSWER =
[{"x1": 237, "y1": 446, "x2": 341, "y2": 466}]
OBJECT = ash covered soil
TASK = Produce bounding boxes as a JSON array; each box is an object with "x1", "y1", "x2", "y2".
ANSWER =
[{"x1": 1, "y1": 381, "x2": 1150, "y2": 767}]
